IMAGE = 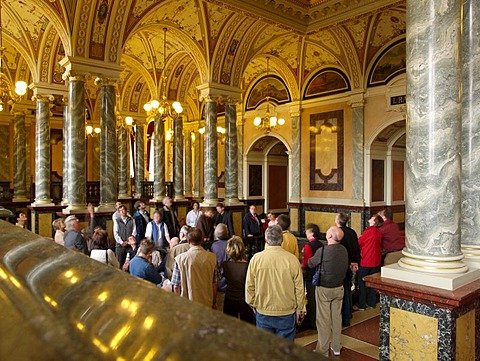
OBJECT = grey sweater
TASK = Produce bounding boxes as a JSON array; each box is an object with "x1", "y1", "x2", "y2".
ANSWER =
[{"x1": 308, "y1": 243, "x2": 348, "y2": 288}]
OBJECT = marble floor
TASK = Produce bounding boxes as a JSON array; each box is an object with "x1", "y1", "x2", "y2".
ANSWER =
[{"x1": 295, "y1": 308, "x2": 380, "y2": 360}]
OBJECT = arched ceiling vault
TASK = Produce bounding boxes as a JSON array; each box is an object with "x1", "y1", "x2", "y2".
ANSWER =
[{"x1": 2, "y1": 0, "x2": 405, "y2": 122}]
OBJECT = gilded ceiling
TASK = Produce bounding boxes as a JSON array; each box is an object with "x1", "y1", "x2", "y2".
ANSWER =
[{"x1": 3, "y1": 0, "x2": 406, "y2": 122}]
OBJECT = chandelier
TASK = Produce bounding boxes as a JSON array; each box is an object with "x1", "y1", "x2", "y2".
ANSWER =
[
  {"x1": 253, "y1": 56, "x2": 285, "y2": 133},
  {"x1": 143, "y1": 28, "x2": 183, "y2": 121},
  {"x1": 0, "y1": 0, "x2": 27, "y2": 112},
  {"x1": 85, "y1": 108, "x2": 100, "y2": 137}
]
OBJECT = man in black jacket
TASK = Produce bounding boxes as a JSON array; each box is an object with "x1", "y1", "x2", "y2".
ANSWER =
[
  {"x1": 214, "y1": 202, "x2": 234, "y2": 237},
  {"x1": 335, "y1": 212, "x2": 360, "y2": 327}
]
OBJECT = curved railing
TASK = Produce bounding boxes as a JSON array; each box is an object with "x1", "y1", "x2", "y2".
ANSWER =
[{"x1": 0, "y1": 221, "x2": 320, "y2": 361}]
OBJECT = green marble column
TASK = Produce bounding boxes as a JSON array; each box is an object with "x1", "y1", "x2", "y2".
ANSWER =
[
  {"x1": 151, "y1": 114, "x2": 165, "y2": 202},
  {"x1": 64, "y1": 77, "x2": 87, "y2": 213},
  {"x1": 134, "y1": 121, "x2": 145, "y2": 199},
  {"x1": 173, "y1": 116, "x2": 185, "y2": 201},
  {"x1": 184, "y1": 130, "x2": 192, "y2": 198},
  {"x1": 12, "y1": 110, "x2": 28, "y2": 202},
  {"x1": 202, "y1": 98, "x2": 218, "y2": 206},
  {"x1": 32, "y1": 96, "x2": 53, "y2": 206},
  {"x1": 224, "y1": 102, "x2": 240, "y2": 205},
  {"x1": 97, "y1": 83, "x2": 117, "y2": 212},
  {"x1": 62, "y1": 102, "x2": 69, "y2": 205},
  {"x1": 117, "y1": 119, "x2": 130, "y2": 199}
]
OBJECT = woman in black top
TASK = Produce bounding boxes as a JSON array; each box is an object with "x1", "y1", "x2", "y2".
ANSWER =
[{"x1": 222, "y1": 236, "x2": 255, "y2": 324}]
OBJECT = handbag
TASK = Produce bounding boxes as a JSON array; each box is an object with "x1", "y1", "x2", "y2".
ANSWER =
[{"x1": 311, "y1": 247, "x2": 325, "y2": 287}]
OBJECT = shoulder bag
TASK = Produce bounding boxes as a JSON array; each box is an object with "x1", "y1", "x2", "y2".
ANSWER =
[{"x1": 311, "y1": 247, "x2": 325, "y2": 287}]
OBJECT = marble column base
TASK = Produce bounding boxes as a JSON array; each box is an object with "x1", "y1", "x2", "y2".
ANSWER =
[
  {"x1": 398, "y1": 250, "x2": 468, "y2": 275},
  {"x1": 201, "y1": 199, "x2": 218, "y2": 208},
  {"x1": 173, "y1": 195, "x2": 186, "y2": 202},
  {"x1": 118, "y1": 194, "x2": 131, "y2": 200},
  {"x1": 382, "y1": 263, "x2": 480, "y2": 291},
  {"x1": 133, "y1": 192, "x2": 142, "y2": 199},
  {"x1": 62, "y1": 205, "x2": 87, "y2": 214},
  {"x1": 223, "y1": 198, "x2": 243, "y2": 206},
  {"x1": 31, "y1": 199, "x2": 54, "y2": 207},
  {"x1": 366, "y1": 273, "x2": 480, "y2": 361},
  {"x1": 61, "y1": 198, "x2": 69, "y2": 206},
  {"x1": 462, "y1": 245, "x2": 480, "y2": 260},
  {"x1": 95, "y1": 203, "x2": 116, "y2": 213}
]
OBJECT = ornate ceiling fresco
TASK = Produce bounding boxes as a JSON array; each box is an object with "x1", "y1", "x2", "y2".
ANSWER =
[{"x1": 3, "y1": 0, "x2": 405, "y2": 123}]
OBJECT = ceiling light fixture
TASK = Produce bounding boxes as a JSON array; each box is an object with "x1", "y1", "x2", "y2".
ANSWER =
[
  {"x1": 0, "y1": 0, "x2": 27, "y2": 112},
  {"x1": 253, "y1": 56, "x2": 285, "y2": 133},
  {"x1": 143, "y1": 28, "x2": 183, "y2": 121}
]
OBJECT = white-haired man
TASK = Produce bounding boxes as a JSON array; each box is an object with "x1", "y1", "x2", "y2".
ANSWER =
[{"x1": 308, "y1": 226, "x2": 348, "y2": 357}]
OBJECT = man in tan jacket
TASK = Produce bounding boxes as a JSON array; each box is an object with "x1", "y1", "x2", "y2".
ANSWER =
[{"x1": 246, "y1": 225, "x2": 304, "y2": 341}]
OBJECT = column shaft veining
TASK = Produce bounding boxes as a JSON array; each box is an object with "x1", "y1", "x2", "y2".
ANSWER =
[
  {"x1": 202, "y1": 99, "x2": 218, "y2": 206},
  {"x1": 33, "y1": 97, "x2": 53, "y2": 206},
  {"x1": 351, "y1": 103, "x2": 365, "y2": 201},
  {"x1": 134, "y1": 122, "x2": 145, "y2": 199},
  {"x1": 62, "y1": 103, "x2": 69, "y2": 205},
  {"x1": 117, "y1": 121, "x2": 130, "y2": 199},
  {"x1": 289, "y1": 109, "x2": 301, "y2": 202},
  {"x1": 151, "y1": 114, "x2": 165, "y2": 202},
  {"x1": 12, "y1": 111, "x2": 28, "y2": 201},
  {"x1": 193, "y1": 130, "x2": 200, "y2": 198},
  {"x1": 173, "y1": 116, "x2": 184, "y2": 201},
  {"x1": 237, "y1": 116, "x2": 244, "y2": 200},
  {"x1": 184, "y1": 130, "x2": 192, "y2": 198},
  {"x1": 401, "y1": 0, "x2": 466, "y2": 273},
  {"x1": 97, "y1": 84, "x2": 117, "y2": 212},
  {"x1": 461, "y1": 0, "x2": 480, "y2": 257},
  {"x1": 224, "y1": 103, "x2": 240, "y2": 205},
  {"x1": 64, "y1": 77, "x2": 86, "y2": 212}
]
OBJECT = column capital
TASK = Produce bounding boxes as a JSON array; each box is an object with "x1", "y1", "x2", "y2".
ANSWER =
[
  {"x1": 348, "y1": 92, "x2": 366, "y2": 108},
  {"x1": 289, "y1": 104, "x2": 302, "y2": 118},
  {"x1": 60, "y1": 56, "x2": 122, "y2": 82},
  {"x1": 196, "y1": 82, "x2": 242, "y2": 103},
  {"x1": 94, "y1": 76, "x2": 119, "y2": 87},
  {"x1": 32, "y1": 94, "x2": 55, "y2": 103}
]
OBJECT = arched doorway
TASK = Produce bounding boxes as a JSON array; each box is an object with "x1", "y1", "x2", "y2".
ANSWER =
[
  {"x1": 365, "y1": 119, "x2": 406, "y2": 227},
  {"x1": 244, "y1": 135, "x2": 289, "y2": 215}
]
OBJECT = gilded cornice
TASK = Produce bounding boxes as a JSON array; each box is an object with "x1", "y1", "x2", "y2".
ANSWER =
[{"x1": 211, "y1": 0, "x2": 405, "y2": 33}]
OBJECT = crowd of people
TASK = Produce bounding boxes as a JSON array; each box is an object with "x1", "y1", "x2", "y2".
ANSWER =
[{"x1": 49, "y1": 199, "x2": 405, "y2": 357}]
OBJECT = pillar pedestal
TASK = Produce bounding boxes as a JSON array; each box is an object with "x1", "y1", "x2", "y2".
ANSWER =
[{"x1": 366, "y1": 273, "x2": 480, "y2": 361}]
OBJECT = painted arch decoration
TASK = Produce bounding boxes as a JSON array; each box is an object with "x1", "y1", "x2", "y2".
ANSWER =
[
  {"x1": 368, "y1": 39, "x2": 406, "y2": 87},
  {"x1": 245, "y1": 75, "x2": 291, "y2": 111},
  {"x1": 304, "y1": 68, "x2": 351, "y2": 99}
]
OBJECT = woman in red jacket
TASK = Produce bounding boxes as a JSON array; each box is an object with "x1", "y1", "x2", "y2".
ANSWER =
[{"x1": 354, "y1": 214, "x2": 383, "y2": 310}]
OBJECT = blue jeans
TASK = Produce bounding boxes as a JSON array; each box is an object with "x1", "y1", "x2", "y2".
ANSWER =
[
  {"x1": 357, "y1": 266, "x2": 380, "y2": 308},
  {"x1": 255, "y1": 312, "x2": 296, "y2": 341}
]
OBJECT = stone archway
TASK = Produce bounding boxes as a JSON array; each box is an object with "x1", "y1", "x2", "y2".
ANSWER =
[
  {"x1": 365, "y1": 119, "x2": 406, "y2": 216},
  {"x1": 245, "y1": 135, "x2": 289, "y2": 215}
]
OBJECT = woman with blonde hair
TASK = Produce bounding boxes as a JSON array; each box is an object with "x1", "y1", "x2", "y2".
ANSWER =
[
  {"x1": 222, "y1": 236, "x2": 254, "y2": 324},
  {"x1": 52, "y1": 218, "x2": 66, "y2": 246}
]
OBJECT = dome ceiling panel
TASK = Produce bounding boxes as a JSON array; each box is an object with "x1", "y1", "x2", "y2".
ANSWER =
[
  {"x1": 210, "y1": 12, "x2": 247, "y2": 83},
  {"x1": 365, "y1": 7, "x2": 406, "y2": 62},
  {"x1": 204, "y1": 1, "x2": 235, "y2": 43},
  {"x1": 307, "y1": 30, "x2": 343, "y2": 57},
  {"x1": 135, "y1": 0, "x2": 204, "y2": 44},
  {"x1": 340, "y1": 16, "x2": 370, "y2": 68},
  {"x1": 303, "y1": 42, "x2": 343, "y2": 76}
]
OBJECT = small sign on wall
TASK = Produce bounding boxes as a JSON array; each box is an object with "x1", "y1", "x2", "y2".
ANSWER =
[{"x1": 390, "y1": 95, "x2": 406, "y2": 106}]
